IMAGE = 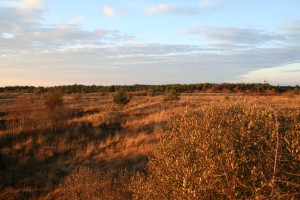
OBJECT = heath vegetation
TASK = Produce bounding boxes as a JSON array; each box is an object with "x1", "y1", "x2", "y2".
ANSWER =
[
  {"x1": 131, "y1": 104, "x2": 300, "y2": 199},
  {"x1": 0, "y1": 85, "x2": 299, "y2": 199}
]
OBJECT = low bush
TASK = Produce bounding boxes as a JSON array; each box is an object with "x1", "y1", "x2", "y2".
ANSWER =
[
  {"x1": 283, "y1": 91, "x2": 295, "y2": 98},
  {"x1": 46, "y1": 167, "x2": 131, "y2": 200},
  {"x1": 131, "y1": 104, "x2": 300, "y2": 199},
  {"x1": 44, "y1": 90, "x2": 66, "y2": 130},
  {"x1": 113, "y1": 90, "x2": 130, "y2": 105},
  {"x1": 163, "y1": 89, "x2": 180, "y2": 101}
]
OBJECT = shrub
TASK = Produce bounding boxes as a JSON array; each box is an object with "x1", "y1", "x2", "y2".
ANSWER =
[
  {"x1": 265, "y1": 88, "x2": 277, "y2": 95},
  {"x1": 147, "y1": 89, "x2": 154, "y2": 97},
  {"x1": 163, "y1": 89, "x2": 180, "y2": 101},
  {"x1": 113, "y1": 90, "x2": 130, "y2": 105},
  {"x1": 131, "y1": 104, "x2": 300, "y2": 199},
  {"x1": 283, "y1": 91, "x2": 294, "y2": 98},
  {"x1": 44, "y1": 90, "x2": 64, "y2": 111},
  {"x1": 8, "y1": 94, "x2": 53, "y2": 132},
  {"x1": 72, "y1": 93, "x2": 82, "y2": 101},
  {"x1": 44, "y1": 90, "x2": 65, "y2": 130},
  {"x1": 47, "y1": 167, "x2": 131, "y2": 200},
  {"x1": 294, "y1": 87, "x2": 299, "y2": 95},
  {"x1": 8, "y1": 95, "x2": 33, "y2": 133}
]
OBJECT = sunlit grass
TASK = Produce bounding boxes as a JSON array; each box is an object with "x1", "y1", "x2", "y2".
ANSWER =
[{"x1": 0, "y1": 91, "x2": 299, "y2": 199}]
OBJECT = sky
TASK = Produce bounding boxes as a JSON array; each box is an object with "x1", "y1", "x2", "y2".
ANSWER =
[{"x1": 0, "y1": 0, "x2": 300, "y2": 86}]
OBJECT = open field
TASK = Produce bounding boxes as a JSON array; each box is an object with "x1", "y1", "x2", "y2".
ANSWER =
[{"x1": 0, "y1": 91, "x2": 299, "y2": 199}]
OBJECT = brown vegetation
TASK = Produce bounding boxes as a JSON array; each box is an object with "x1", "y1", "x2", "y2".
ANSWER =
[
  {"x1": 0, "y1": 91, "x2": 299, "y2": 199},
  {"x1": 132, "y1": 104, "x2": 300, "y2": 199}
]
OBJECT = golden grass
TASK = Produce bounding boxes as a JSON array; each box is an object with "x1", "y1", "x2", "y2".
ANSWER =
[{"x1": 0, "y1": 92, "x2": 299, "y2": 199}]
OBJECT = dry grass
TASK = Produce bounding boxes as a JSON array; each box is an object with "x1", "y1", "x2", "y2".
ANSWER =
[{"x1": 0, "y1": 92, "x2": 299, "y2": 199}]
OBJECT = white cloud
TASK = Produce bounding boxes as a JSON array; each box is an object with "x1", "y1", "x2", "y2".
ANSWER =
[
  {"x1": 238, "y1": 63, "x2": 300, "y2": 86},
  {"x1": 145, "y1": 2, "x2": 222, "y2": 16},
  {"x1": 145, "y1": 3, "x2": 199, "y2": 16},
  {"x1": 145, "y1": 3, "x2": 174, "y2": 14},
  {"x1": 281, "y1": 21, "x2": 300, "y2": 33},
  {"x1": 2, "y1": 33, "x2": 14, "y2": 39},
  {"x1": 13, "y1": 0, "x2": 45, "y2": 10},
  {"x1": 199, "y1": 0, "x2": 222, "y2": 10},
  {"x1": 102, "y1": 5, "x2": 118, "y2": 18},
  {"x1": 0, "y1": 7, "x2": 133, "y2": 51},
  {"x1": 187, "y1": 26, "x2": 285, "y2": 45},
  {"x1": 280, "y1": 21, "x2": 300, "y2": 43},
  {"x1": 2, "y1": 39, "x2": 300, "y2": 86},
  {"x1": 66, "y1": 15, "x2": 83, "y2": 25}
]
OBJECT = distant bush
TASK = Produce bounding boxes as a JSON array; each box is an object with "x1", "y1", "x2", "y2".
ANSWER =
[
  {"x1": 113, "y1": 90, "x2": 130, "y2": 105},
  {"x1": 265, "y1": 88, "x2": 277, "y2": 95},
  {"x1": 163, "y1": 89, "x2": 180, "y2": 101},
  {"x1": 147, "y1": 89, "x2": 154, "y2": 97},
  {"x1": 294, "y1": 87, "x2": 299, "y2": 95},
  {"x1": 44, "y1": 90, "x2": 66, "y2": 130},
  {"x1": 131, "y1": 104, "x2": 300, "y2": 199},
  {"x1": 283, "y1": 91, "x2": 294, "y2": 98},
  {"x1": 72, "y1": 93, "x2": 82, "y2": 101},
  {"x1": 7, "y1": 94, "x2": 57, "y2": 133},
  {"x1": 44, "y1": 90, "x2": 64, "y2": 111},
  {"x1": 8, "y1": 95, "x2": 33, "y2": 133},
  {"x1": 211, "y1": 84, "x2": 222, "y2": 92}
]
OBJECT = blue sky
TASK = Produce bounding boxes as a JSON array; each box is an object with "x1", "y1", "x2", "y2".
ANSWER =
[{"x1": 0, "y1": 0, "x2": 300, "y2": 86}]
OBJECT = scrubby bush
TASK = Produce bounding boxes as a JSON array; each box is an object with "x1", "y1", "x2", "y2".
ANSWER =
[
  {"x1": 8, "y1": 95, "x2": 33, "y2": 133},
  {"x1": 44, "y1": 90, "x2": 66, "y2": 130},
  {"x1": 294, "y1": 87, "x2": 299, "y2": 95},
  {"x1": 72, "y1": 93, "x2": 82, "y2": 101},
  {"x1": 44, "y1": 90, "x2": 64, "y2": 111},
  {"x1": 163, "y1": 89, "x2": 180, "y2": 101},
  {"x1": 131, "y1": 104, "x2": 300, "y2": 199},
  {"x1": 47, "y1": 167, "x2": 131, "y2": 200},
  {"x1": 113, "y1": 90, "x2": 130, "y2": 105},
  {"x1": 283, "y1": 91, "x2": 295, "y2": 98},
  {"x1": 147, "y1": 89, "x2": 154, "y2": 97}
]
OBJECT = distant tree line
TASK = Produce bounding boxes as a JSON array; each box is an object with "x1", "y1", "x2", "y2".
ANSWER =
[{"x1": 0, "y1": 83, "x2": 298, "y2": 94}]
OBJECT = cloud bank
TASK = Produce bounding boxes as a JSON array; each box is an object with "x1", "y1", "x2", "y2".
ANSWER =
[
  {"x1": 187, "y1": 26, "x2": 285, "y2": 45},
  {"x1": 0, "y1": 1, "x2": 299, "y2": 86},
  {"x1": 145, "y1": 1, "x2": 222, "y2": 16},
  {"x1": 13, "y1": 0, "x2": 46, "y2": 10}
]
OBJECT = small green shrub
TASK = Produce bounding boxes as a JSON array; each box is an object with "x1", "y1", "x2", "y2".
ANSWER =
[
  {"x1": 131, "y1": 104, "x2": 300, "y2": 199},
  {"x1": 113, "y1": 90, "x2": 130, "y2": 105},
  {"x1": 163, "y1": 89, "x2": 180, "y2": 101}
]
